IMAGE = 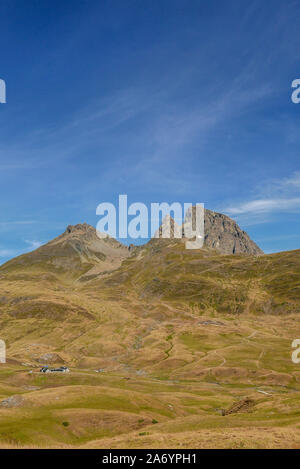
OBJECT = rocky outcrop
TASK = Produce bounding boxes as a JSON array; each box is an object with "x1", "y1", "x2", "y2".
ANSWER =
[
  {"x1": 153, "y1": 214, "x2": 182, "y2": 239},
  {"x1": 0, "y1": 395, "x2": 26, "y2": 408},
  {"x1": 154, "y1": 208, "x2": 263, "y2": 256},
  {"x1": 204, "y1": 209, "x2": 263, "y2": 255},
  {"x1": 36, "y1": 353, "x2": 64, "y2": 364}
]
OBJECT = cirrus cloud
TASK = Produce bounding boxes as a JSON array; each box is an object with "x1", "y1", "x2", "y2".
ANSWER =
[{"x1": 225, "y1": 197, "x2": 300, "y2": 215}]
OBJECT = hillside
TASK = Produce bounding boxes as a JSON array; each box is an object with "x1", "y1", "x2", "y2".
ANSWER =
[
  {"x1": 1, "y1": 222, "x2": 130, "y2": 280},
  {"x1": 0, "y1": 216, "x2": 299, "y2": 448}
]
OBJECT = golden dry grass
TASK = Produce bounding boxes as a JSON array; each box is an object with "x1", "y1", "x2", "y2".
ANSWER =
[{"x1": 0, "y1": 240, "x2": 299, "y2": 448}]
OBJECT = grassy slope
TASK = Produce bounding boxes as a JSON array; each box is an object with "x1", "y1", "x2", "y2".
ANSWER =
[{"x1": 0, "y1": 239, "x2": 299, "y2": 448}]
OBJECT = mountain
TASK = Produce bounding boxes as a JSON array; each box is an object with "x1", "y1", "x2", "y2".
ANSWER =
[
  {"x1": 203, "y1": 209, "x2": 263, "y2": 255},
  {"x1": 0, "y1": 213, "x2": 299, "y2": 449},
  {"x1": 1, "y1": 222, "x2": 130, "y2": 280},
  {"x1": 2, "y1": 210, "x2": 262, "y2": 282},
  {"x1": 154, "y1": 208, "x2": 263, "y2": 255},
  {"x1": 153, "y1": 214, "x2": 182, "y2": 239}
]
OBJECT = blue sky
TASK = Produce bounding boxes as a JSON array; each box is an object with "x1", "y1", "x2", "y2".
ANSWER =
[{"x1": 0, "y1": 0, "x2": 300, "y2": 262}]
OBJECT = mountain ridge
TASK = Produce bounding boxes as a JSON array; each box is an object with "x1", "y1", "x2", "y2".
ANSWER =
[
  {"x1": 154, "y1": 208, "x2": 263, "y2": 256},
  {"x1": 0, "y1": 208, "x2": 263, "y2": 278},
  {"x1": 1, "y1": 222, "x2": 130, "y2": 278},
  {"x1": 0, "y1": 211, "x2": 299, "y2": 450}
]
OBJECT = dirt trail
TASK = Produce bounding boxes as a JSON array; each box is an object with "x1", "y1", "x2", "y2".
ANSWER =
[
  {"x1": 214, "y1": 350, "x2": 226, "y2": 366},
  {"x1": 242, "y1": 332, "x2": 265, "y2": 369},
  {"x1": 164, "y1": 335, "x2": 174, "y2": 360}
]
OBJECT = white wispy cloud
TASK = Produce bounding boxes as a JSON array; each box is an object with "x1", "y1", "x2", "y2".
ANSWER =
[
  {"x1": 0, "y1": 221, "x2": 37, "y2": 235},
  {"x1": 281, "y1": 171, "x2": 300, "y2": 188},
  {"x1": 24, "y1": 240, "x2": 43, "y2": 251},
  {"x1": 0, "y1": 239, "x2": 43, "y2": 263},
  {"x1": 225, "y1": 197, "x2": 300, "y2": 215},
  {"x1": 0, "y1": 249, "x2": 19, "y2": 258},
  {"x1": 223, "y1": 170, "x2": 300, "y2": 220},
  {"x1": 0, "y1": 221, "x2": 36, "y2": 226}
]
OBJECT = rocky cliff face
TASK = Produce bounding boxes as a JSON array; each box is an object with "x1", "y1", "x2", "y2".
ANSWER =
[
  {"x1": 153, "y1": 214, "x2": 182, "y2": 239},
  {"x1": 203, "y1": 209, "x2": 263, "y2": 255},
  {"x1": 154, "y1": 208, "x2": 263, "y2": 256}
]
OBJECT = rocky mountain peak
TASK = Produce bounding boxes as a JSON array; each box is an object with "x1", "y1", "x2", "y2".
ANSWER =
[
  {"x1": 65, "y1": 223, "x2": 94, "y2": 235},
  {"x1": 153, "y1": 215, "x2": 182, "y2": 239},
  {"x1": 1, "y1": 222, "x2": 130, "y2": 278},
  {"x1": 204, "y1": 208, "x2": 263, "y2": 255},
  {"x1": 153, "y1": 208, "x2": 263, "y2": 256}
]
